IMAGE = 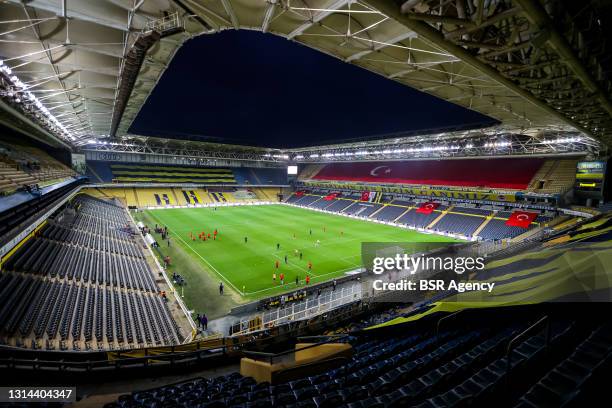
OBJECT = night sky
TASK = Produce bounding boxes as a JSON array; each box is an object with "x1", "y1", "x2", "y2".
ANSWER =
[{"x1": 130, "y1": 30, "x2": 497, "y2": 148}]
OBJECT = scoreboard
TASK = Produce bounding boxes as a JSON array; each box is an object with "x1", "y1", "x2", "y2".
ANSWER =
[{"x1": 575, "y1": 161, "x2": 606, "y2": 199}]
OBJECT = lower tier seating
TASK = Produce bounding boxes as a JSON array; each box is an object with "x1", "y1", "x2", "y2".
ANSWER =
[
  {"x1": 0, "y1": 274, "x2": 180, "y2": 349},
  {"x1": 0, "y1": 194, "x2": 181, "y2": 350},
  {"x1": 285, "y1": 191, "x2": 554, "y2": 241},
  {"x1": 104, "y1": 308, "x2": 610, "y2": 408},
  {"x1": 478, "y1": 218, "x2": 536, "y2": 240},
  {"x1": 433, "y1": 213, "x2": 486, "y2": 237}
]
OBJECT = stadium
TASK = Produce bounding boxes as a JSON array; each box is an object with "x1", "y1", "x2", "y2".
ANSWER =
[{"x1": 0, "y1": 0, "x2": 611, "y2": 407}]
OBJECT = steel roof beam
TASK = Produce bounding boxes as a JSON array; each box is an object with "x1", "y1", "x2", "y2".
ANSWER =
[
  {"x1": 362, "y1": 0, "x2": 596, "y2": 141},
  {"x1": 287, "y1": 0, "x2": 352, "y2": 40},
  {"x1": 514, "y1": 0, "x2": 612, "y2": 120},
  {"x1": 345, "y1": 31, "x2": 417, "y2": 62}
]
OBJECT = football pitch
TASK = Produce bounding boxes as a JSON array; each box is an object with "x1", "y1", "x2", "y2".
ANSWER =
[{"x1": 140, "y1": 204, "x2": 459, "y2": 304}]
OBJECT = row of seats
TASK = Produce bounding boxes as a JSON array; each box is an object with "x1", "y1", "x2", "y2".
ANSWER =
[
  {"x1": 4, "y1": 199, "x2": 157, "y2": 291},
  {"x1": 530, "y1": 159, "x2": 579, "y2": 195},
  {"x1": 371, "y1": 204, "x2": 411, "y2": 222},
  {"x1": 432, "y1": 213, "x2": 486, "y2": 236},
  {"x1": 0, "y1": 142, "x2": 75, "y2": 194},
  {"x1": 0, "y1": 273, "x2": 180, "y2": 349},
  {"x1": 0, "y1": 195, "x2": 181, "y2": 349},
  {"x1": 0, "y1": 178, "x2": 83, "y2": 240},
  {"x1": 43, "y1": 223, "x2": 144, "y2": 257},
  {"x1": 5, "y1": 238, "x2": 156, "y2": 291},
  {"x1": 105, "y1": 309, "x2": 609, "y2": 408},
  {"x1": 397, "y1": 207, "x2": 446, "y2": 228},
  {"x1": 0, "y1": 162, "x2": 38, "y2": 194},
  {"x1": 517, "y1": 323, "x2": 612, "y2": 407}
]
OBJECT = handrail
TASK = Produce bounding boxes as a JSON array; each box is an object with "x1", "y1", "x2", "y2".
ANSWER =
[
  {"x1": 296, "y1": 334, "x2": 349, "y2": 342},
  {"x1": 436, "y1": 309, "x2": 465, "y2": 336},
  {"x1": 506, "y1": 315, "x2": 550, "y2": 378}
]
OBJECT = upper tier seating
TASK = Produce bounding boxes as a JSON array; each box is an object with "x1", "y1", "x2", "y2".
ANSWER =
[
  {"x1": 108, "y1": 163, "x2": 237, "y2": 184},
  {"x1": 0, "y1": 142, "x2": 75, "y2": 193},
  {"x1": 529, "y1": 159, "x2": 579, "y2": 195},
  {"x1": 0, "y1": 162, "x2": 38, "y2": 194},
  {"x1": 0, "y1": 195, "x2": 181, "y2": 350},
  {"x1": 233, "y1": 167, "x2": 288, "y2": 185},
  {"x1": 86, "y1": 161, "x2": 288, "y2": 185},
  {"x1": 0, "y1": 179, "x2": 83, "y2": 240},
  {"x1": 309, "y1": 158, "x2": 546, "y2": 189}
]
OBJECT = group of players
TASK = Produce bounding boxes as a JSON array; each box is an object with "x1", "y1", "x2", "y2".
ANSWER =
[
  {"x1": 188, "y1": 229, "x2": 218, "y2": 241},
  {"x1": 184, "y1": 225, "x2": 346, "y2": 291}
]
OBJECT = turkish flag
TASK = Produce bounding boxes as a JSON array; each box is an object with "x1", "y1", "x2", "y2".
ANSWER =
[
  {"x1": 360, "y1": 191, "x2": 370, "y2": 201},
  {"x1": 505, "y1": 211, "x2": 538, "y2": 228},
  {"x1": 324, "y1": 193, "x2": 339, "y2": 201},
  {"x1": 295, "y1": 191, "x2": 305, "y2": 197},
  {"x1": 416, "y1": 202, "x2": 440, "y2": 214}
]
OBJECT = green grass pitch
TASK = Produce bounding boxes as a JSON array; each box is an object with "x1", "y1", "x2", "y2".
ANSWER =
[{"x1": 141, "y1": 204, "x2": 459, "y2": 304}]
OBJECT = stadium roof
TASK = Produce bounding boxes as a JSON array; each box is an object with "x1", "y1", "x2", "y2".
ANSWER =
[{"x1": 0, "y1": 0, "x2": 610, "y2": 149}]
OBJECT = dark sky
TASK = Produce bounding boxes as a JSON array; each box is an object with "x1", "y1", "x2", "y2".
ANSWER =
[{"x1": 130, "y1": 30, "x2": 497, "y2": 148}]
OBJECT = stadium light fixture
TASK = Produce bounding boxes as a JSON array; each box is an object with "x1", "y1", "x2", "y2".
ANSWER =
[{"x1": 0, "y1": 59, "x2": 74, "y2": 141}]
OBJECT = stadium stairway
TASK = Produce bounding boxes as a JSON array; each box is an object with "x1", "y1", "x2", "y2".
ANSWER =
[
  {"x1": 427, "y1": 205, "x2": 453, "y2": 229},
  {"x1": 472, "y1": 215, "x2": 493, "y2": 237},
  {"x1": 368, "y1": 205, "x2": 387, "y2": 219},
  {"x1": 171, "y1": 188, "x2": 181, "y2": 205}
]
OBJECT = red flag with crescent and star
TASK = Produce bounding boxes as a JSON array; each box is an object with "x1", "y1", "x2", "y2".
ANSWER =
[
  {"x1": 505, "y1": 211, "x2": 538, "y2": 228},
  {"x1": 416, "y1": 202, "x2": 439, "y2": 214},
  {"x1": 360, "y1": 191, "x2": 370, "y2": 201}
]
